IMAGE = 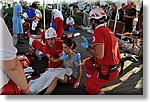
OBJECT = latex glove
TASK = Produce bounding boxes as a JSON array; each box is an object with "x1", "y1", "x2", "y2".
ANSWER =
[
  {"x1": 81, "y1": 38, "x2": 90, "y2": 49},
  {"x1": 75, "y1": 53, "x2": 81, "y2": 61},
  {"x1": 60, "y1": 53, "x2": 68, "y2": 60},
  {"x1": 86, "y1": 37, "x2": 92, "y2": 43}
]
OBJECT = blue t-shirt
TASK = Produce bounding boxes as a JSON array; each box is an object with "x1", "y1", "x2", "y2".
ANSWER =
[{"x1": 26, "y1": 8, "x2": 35, "y2": 18}]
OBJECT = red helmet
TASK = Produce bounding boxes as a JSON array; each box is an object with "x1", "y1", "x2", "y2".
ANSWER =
[{"x1": 89, "y1": 8, "x2": 106, "y2": 20}]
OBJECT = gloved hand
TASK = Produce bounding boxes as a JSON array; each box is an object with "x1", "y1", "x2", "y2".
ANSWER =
[
  {"x1": 86, "y1": 37, "x2": 92, "y2": 43},
  {"x1": 75, "y1": 53, "x2": 81, "y2": 61},
  {"x1": 81, "y1": 38, "x2": 90, "y2": 49},
  {"x1": 60, "y1": 53, "x2": 68, "y2": 60}
]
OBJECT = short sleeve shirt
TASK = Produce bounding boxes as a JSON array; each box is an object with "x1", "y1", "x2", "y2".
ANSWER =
[
  {"x1": 26, "y1": 8, "x2": 35, "y2": 18},
  {"x1": 127, "y1": 7, "x2": 136, "y2": 17},
  {"x1": 64, "y1": 52, "x2": 81, "y2": 77},
  {"x1": 35, "y1": 9, "x2": 42, "y2": 19},
  {"x1": 43, "y1": 40, "x2": 63, "y2": 68},
  {"x1": 91, "y1": 25, "x2": 121, "y2": 65},
  {"x1": 0, "y1": 17, "x2": 17, "y2": 90}
]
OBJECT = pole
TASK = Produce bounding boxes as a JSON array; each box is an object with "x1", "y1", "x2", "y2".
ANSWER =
[
  {"x1": 57, "y1": 0, "x2": 59, "y2": 9},
  {"x1": 113, "y1": 0, "x2": 120, "y2": 33},
  {"x1": 60, "y1": 0, "x2": 62, "y2": 12},
  {"x1": 43, "y1": 0, "x2": 46, "y2": 31}
]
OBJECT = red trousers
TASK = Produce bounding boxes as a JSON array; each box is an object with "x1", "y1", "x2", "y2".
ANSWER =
[
  {"x1": 85, "y1": 58, "x2": 119, "y2": 95},
  {"x1": 1, "y1": 80, "x2": 21, "y2": 95},
  {"x1": 54, "y1": 17, "x2": 64, "y2": 39}
]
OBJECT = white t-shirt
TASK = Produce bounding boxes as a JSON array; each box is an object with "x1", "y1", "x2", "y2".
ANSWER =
[
  {"x1": 35, "y1": 9, "x2": 42, "y2": 20},
  {"x1": 52, "y1": 9, "x2": 64, "y2": 20},
  {"x1": 66, "y1": 17, "x2": 75, "y2": 25},
  {"x1": 22, "y1": 12, "x2": 28, "y2": 19},
  {"x1": 0, "y1": 17, "x2": 18, "y2": 90},
  {"x1": 31, "y1": 9, "x2": 42, "y2": 30}
]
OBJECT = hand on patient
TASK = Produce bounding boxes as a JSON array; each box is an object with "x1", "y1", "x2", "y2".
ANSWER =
[
  {"x1": 81, "y1": 38, "x2": 90, "y2": 49},
  {"x1": 60, "y1": 53, "x2": 69, "y2": 60}
]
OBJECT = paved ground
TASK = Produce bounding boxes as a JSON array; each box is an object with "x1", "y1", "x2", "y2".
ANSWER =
[{"x1": 16, "y1": 29, "x2": 143, "y2": 95}]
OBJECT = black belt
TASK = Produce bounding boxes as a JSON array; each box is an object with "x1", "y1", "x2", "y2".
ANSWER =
[
  {"x1": 96, "y1": 65, "x2": 119, "y2": 80},
  {"x1": 89, "y1": 57, "x2": 121, "y2": 80},
  {"x1": 109, "y1": 64, "x2": 119, "y2": 72}
]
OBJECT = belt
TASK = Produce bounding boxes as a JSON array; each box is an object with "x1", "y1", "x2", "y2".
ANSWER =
[{"x1": 109, "y1": 64, "x2": 119, "y2": 72}]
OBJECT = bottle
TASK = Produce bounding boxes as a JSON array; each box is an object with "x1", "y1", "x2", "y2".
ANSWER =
[{"x1": 37, "y1": 51, "x2": 44, "y2": 60}]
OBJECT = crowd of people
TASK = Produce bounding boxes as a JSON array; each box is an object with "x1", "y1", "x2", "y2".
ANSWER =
[
  {"x1": 0, "y1": 0, "x2": 143, "y2": 95},
  {"x1": 81, "y1": 1, "x2": 142, "y2": 34}
]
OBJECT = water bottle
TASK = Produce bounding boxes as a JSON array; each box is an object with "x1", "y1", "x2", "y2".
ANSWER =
[
  {"x1": 37, "y1": 52, "x2": 44, "y2": 60},
  {"x1": 37, "y1": 54, "x2": 43, "y2": 60}
]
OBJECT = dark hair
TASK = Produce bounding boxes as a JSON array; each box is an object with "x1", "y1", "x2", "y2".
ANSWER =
[
  {"x1": 122, "y1": 3, "x2": 125, "y2": 6},
  {"x1": 63, "y1": 38, "x2": 77, "y2": 49},
  {"x1": 91, "y1": 16, "x2": 106, "y2": 25},
  {"x1": 32, "y1": 2, "x2": 38, "y2": 9}
]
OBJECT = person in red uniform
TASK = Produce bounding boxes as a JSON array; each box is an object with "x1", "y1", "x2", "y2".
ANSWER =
[
  {"x1": 81, "y1": 8, "x2": 121, "y2": 95},
  {"x1": 30, "y1": 28, "x2": 46, "y2": 44},
  {"x1": 31, "y1": 27, "x2": 63, "y2": 68},
  {"x1": 51, "y1": 9, "x2": 64, "y2": 39}
]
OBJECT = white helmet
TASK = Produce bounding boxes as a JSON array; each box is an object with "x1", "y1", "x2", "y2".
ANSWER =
[
  {"x1": 45, "y1": 27, "x2": 57, "y2": 39},
  {"x1": 89, "y1": 8, "x2": 106, "y2": 20}
]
